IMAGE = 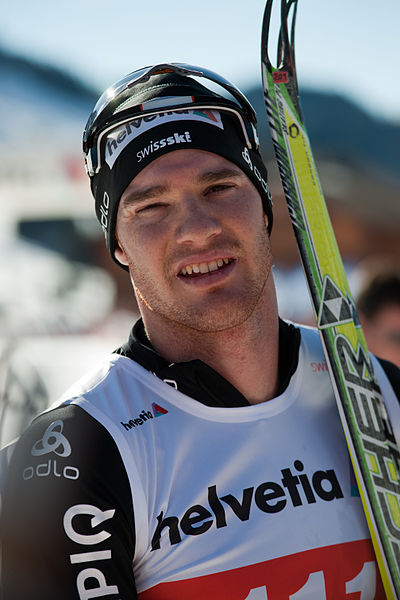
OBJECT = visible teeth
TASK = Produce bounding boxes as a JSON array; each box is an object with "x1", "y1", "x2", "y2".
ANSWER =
[{"x1": 180, "y1": 258, "x2": 231, "y2": 276}]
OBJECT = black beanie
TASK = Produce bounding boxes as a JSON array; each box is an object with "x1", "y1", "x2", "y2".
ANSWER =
[{"x1": 89, "y1": 72, "x2": 273, "y2": 267}]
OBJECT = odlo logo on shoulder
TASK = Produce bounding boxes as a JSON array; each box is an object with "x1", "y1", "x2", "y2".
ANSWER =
[
  {"x1": 151, "y1": 460, "x2": 344, "y2": 550},
  {"x1": 23, "y1": 420, "x2": 79, "y2": 482},
  {"x1": 31, "y1": 420, "x2": 71, "y2": 457}
]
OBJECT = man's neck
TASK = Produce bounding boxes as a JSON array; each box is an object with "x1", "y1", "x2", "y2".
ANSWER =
[{"x1": 141, "y1": 281, "x2": 280, "y2": 404}]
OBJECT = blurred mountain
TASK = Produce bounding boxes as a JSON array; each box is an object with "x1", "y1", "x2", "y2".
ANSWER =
[
  {"x1": 1, "y1": 43, "x2": 399, "y2": 172},
  {"x1": 0, "y1": 45, "x2": 97, "y2": 149},
  {"x1": 1, "y1": 42, "x2": 399, "y2": 180},
  {"x1": 0, "y1": 46, "x2": 96, "y2": 104}
]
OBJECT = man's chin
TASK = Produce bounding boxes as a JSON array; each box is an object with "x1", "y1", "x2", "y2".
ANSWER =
[
  {"x1": 156, "y1": 300, "x2": 259, "y2": 334},
  {"x1": 137, "y1": 273, "x2": 270, "y2": 334}
]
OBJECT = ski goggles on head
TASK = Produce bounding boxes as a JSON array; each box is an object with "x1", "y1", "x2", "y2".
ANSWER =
[{"x1": 83, "y1": 63, "x2": 261, "y2": 177}]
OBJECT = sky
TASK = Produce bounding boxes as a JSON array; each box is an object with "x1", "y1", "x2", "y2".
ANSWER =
[{"x1": 1, "y1": 0, "x2": 400, "y2": 123}]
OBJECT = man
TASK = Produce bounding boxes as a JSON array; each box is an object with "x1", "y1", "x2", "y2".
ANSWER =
[
  {"x1": 357, "y1": 266, "x2": 400, "y2": 369},
  {"x1": 1, "y1": 64, "x2": 399, "y2": 599}
]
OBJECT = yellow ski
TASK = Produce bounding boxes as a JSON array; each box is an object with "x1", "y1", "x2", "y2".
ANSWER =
[{"x1": 261, "y1": 1, "x2": 400, "y2": 596}]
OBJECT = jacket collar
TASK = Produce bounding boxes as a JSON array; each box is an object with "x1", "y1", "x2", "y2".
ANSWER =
[{"x1": 114, "y1": 318, "x2": 300, "y2": 408}]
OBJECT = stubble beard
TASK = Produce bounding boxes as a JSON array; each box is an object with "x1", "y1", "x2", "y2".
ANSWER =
[{"x1": 128, "y1": 227, "x2": 273, "y2": 334}]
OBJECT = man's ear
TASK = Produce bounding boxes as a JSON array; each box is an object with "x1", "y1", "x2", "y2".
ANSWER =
[
  {"x1": 264, "y1": 212, "x2": 270, "y2": 232},
  {"x1": 114, "y1": 237, "x2": 129, "y2": 266}
]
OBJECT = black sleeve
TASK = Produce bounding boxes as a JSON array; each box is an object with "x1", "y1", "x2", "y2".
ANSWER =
[
  {"x1": 377, "y1": 357, "x2": 400, "y2": 402},
  {"x1": 1, "y1": 404, "x2": 138, "y2": 600}
]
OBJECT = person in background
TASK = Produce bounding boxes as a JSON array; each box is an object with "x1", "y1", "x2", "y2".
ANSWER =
[
  {"x1": 357, "y1": 263, "x2": 400, "y2": 369},
  {"x1": 1, "y1": 64, "x2": 399, "y2": 600}
]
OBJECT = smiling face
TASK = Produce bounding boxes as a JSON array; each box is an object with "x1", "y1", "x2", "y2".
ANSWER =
[{"x1": 115, "y1": 149, "x2": 273, "y2": 334}]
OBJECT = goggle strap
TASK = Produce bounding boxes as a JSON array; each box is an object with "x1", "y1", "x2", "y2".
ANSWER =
[{"x1": 92, "y1": 104, "x2": 257, "y2": 175}]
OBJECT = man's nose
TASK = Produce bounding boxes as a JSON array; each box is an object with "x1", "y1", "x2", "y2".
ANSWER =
[{"x1": 175, "y1": 195, "x2": 222, "y2": 245}]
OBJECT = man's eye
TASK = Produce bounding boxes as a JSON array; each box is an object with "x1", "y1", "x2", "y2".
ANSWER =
[
  {"x1": 136, "y1": 202, "x2": 166, "y2": 214},
  {"x1": 206, "y1": 183, "x2": 234, "y2": 195}
]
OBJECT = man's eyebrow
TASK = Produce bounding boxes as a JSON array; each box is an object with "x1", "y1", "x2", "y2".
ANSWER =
[
  {"x1": 120, "y1": 185, "x2": 169, "y2": 207},
  {"x1": 198, "y1": 168, "x2": 244, "y2": 184},
  {"x1": 120, "y1": 167, "x2": 244, "y2": 207}
]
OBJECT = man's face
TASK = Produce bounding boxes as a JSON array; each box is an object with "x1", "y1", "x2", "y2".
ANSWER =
[{"x1": 115, "y1": 149, "x2": 273, "y2": 333}]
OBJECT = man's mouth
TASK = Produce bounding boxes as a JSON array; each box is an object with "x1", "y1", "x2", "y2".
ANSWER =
[{"x1": 178, "y1": 258, "x2": 234, "y2": 277}]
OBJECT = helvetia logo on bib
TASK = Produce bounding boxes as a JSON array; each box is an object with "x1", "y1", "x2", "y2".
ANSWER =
[
  {"x1": 151, "y1": 459, "x2": 345, "y2": 550},
  {"x1": 120, "y1": 403, "x2": 168, "y2": 432}
]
